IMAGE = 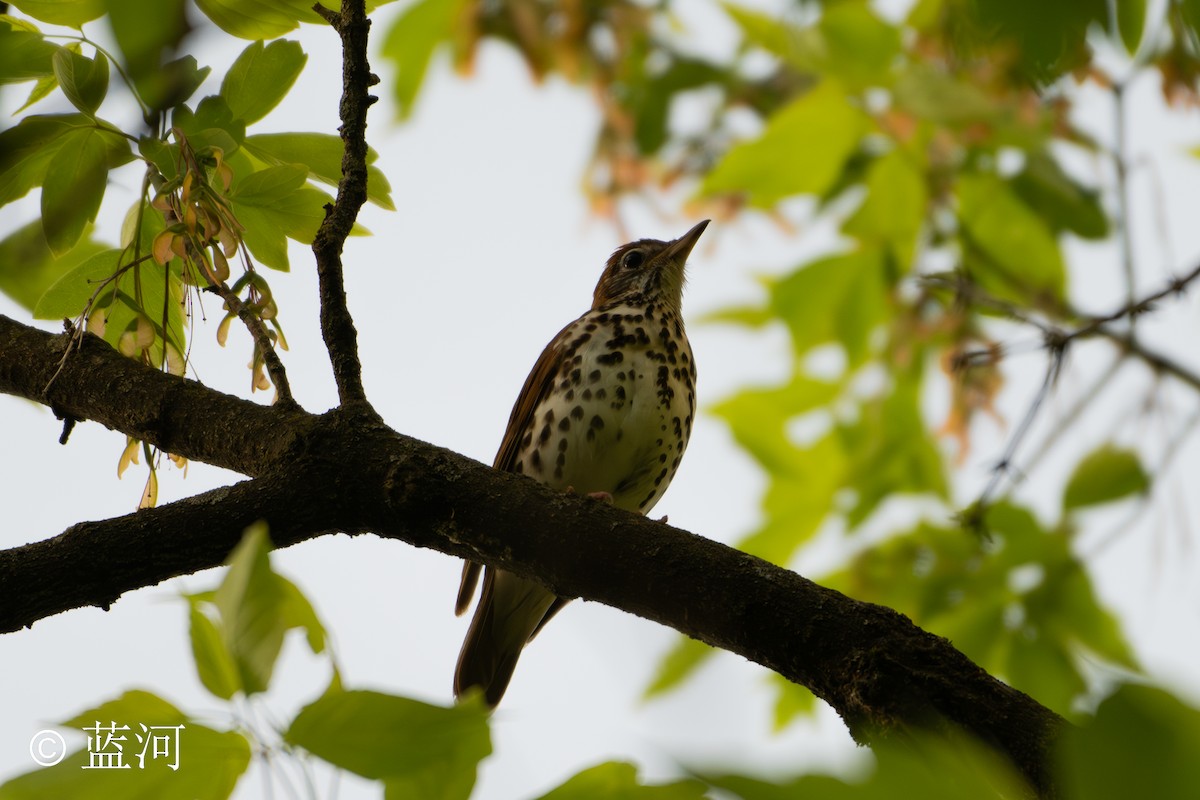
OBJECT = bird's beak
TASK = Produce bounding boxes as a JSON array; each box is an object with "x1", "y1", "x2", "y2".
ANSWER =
[{"x1": 661, "y1": 219, "x2": 710, "y2": 263}]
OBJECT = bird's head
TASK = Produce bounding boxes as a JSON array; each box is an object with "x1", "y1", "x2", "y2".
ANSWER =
[{"x1": 592, "y1": 220, "x2": 709, "y2": 311}]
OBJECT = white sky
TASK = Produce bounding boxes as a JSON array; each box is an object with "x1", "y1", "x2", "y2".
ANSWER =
[{"x1": 2, "y1": 2, "x2": 1200, "y2": 798}]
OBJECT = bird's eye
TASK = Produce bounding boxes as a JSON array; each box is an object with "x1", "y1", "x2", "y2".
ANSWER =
[{"x1": 622, "y1": 250, "x2": 645, "y2": 270}]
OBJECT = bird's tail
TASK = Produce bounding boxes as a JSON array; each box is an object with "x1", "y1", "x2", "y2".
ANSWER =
[{"x1": 453, "y1": 569, "x2": 558, "y2": 707}]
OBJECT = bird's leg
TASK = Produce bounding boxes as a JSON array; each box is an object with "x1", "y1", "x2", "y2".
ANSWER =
[{"x1": 564, "y1": 486, "x2": 614, "y2": 504}]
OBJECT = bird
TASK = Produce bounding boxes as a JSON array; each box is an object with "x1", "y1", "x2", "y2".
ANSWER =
[{"x1": 453, "y1": 220, "x2": 709, "y2": 707}]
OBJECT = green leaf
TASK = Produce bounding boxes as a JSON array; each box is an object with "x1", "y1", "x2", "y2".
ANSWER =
[
  {"x1": 818, "y1": 1, "x2": 902, "y2": 88},
  {"x1": 14, "y1": 70, "x2": 60, "y2": 112},
  {"x1": 644, "y1": 636, "x2": 716, "y2": 699},
  {"x1": 382, "y1": 0, "x2": 466, "y2": 119},
  {"x1": 40, "y1": 127, "x2": 109, "y2": 255},
  {"x1": 1011, "y1": 153, "x2": 1108, "y2": 240},
  {"x1": 843, "y1": 148, "x2": 927, "y2": 265},
  {"x1": 1113, "y1": 0, "x2": 1147, "y2": 54},
  {"x1": 721, "y1": 3, "x2": 822, "y2": 72},
  {"x1": 186, "y1": 597, "x2": 242, "y2": 700},
  {"x1": 893, "y1": 63, "x2": 997, "y2": 125},
  {"x1": 965, "y1": 0, "x2": 1106, "y2": 83},
  {"x1": 958, "y1": 172, "x2": 1065, "y2": 304},
  {"x1": 7, "y1": 0, "x2": 104, "y2": 27},
  {"x1": 51, "y1": 46, "x2": 108, "y2": 116},
  {"x1": 173, "y1": 95, "x2": 246, "y2": 154},
  {"x1": 770, "y1": 674, "x2": 817, "y2": 729},
  {"x1": 701, "y1": 80, "x2": 865, "y2": 206},
  {"x1": 836, "y1": 371, "x2": 948, "y2": 527},
  {"x1": 244, "y1": 131, "x2": 395, "y2": 209},
  {"x1": 278, "y1": 575, "x2": 327, "y2": 654},
  {"x1": 0, "y1": 221, "x2": 105, "y2": 312},
  {"x1": 106, "y1": 0, "x2": 191, "y2": 110},
  {"x1": 0, "y1": 114, "x2": 131, "y2": 208},
  {"x1": 232, "y1": 164, "x2": 332, "y2": 270},
  {"x1": 0, "y1": 690, "x2": 250, "y2": 800},
  {"x1": 770, "y1": 248, "x2": 886, "y2": 364},
  {"x1": 1059, "y1": 685, "x2": 1200, "y2": 800},
  {"x1": 537, "y1": 762, "x2": 708, "y2": 799},
  {"x1": 286, "y1": 689, "x2": 491, "y2": 800},
  {"x1": 0, "y1": 24, "x2": 57, "y2": 84},
  {"x1": 1062, "y1": 445, "x2": 1149, "y2": 511},
  {"x1": 704, "y1": 732, "x2": 1027, "y2": 799},
  {"x1": 34, "y1": 249, "x2": 122, "y2": 319},
  {"x1": 213, "y1": 523, "x2": 288, "y2": 695},
  {"x1": 220, "y1": 39, "x2": 307, "y2": 125},
  {"x1": 193, "y1": 0, "x2": 312, "y2": 40}
]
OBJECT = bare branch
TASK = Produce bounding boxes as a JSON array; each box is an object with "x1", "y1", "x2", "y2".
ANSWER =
[{"x1": 311, "y1": 0, "x2": 378, "y2": 411}]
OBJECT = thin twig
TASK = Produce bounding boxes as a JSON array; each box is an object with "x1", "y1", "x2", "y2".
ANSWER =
[
  {"x1": 1113, "y1": 81, "x2": 1137, "y2": 337},
  {"x1": 312, "y1": 0, "x2": 378, "y2": 410},
  {"x1": 210, "y1": 282, "x2": 296, "y2": 405}
]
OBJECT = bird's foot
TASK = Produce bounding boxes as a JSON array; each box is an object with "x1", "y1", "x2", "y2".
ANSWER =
[
  {"x1": 587, "y1": 491, "x2": 614, "y2": 505},
  {"x1": 657, "y1": 514, "x2": 668, "y2": 524}
]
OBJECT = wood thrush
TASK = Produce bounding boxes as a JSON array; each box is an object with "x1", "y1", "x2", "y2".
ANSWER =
[{"x1": 454, "y1": 220, "x2": 710, "y2": 706}]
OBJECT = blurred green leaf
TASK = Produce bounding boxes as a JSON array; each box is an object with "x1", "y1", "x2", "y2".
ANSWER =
[
  {"x1": 1062, "y1": 445, "x2": 1148, "y2": 511},
  {"x1": 186, "y1": 597, "x2": 241, "y2": 700},
  {"x1": 8, "y1": 0, "x2": 104, "y2": 27},
  {"x1": 705, "y1": 732, "x2": 1027, "y2": 799},
  {"x1": 701, "y1": 80, "x2": 866, "y2": 206},
  {"x1": 220, "y1": 39, "x2": 307, "y2": 125},
  {"x1": 32, "y1": 248, "x2": 121, "y2": 319},
  {"x1": 1011, "y1": 153, "x2": 1108, "y2": 240},
  {"x1": 0, "y1": 24, "x2": 57, "y2": 84},
  {"x1": 722, "y1": 3, "x2": 822, "y2": 72},
  {"x1": 40, "y1": 127, "x2": 108, "y2": 255},
  {"x1": 837, "y1": 371, "x2": 948, "y2": 526},
  {"x1": 1059, "y1": 684, "x2": 1200, "y2": 800},
  {"x1": 213, "y1": 523, "x2": 288, "y2": 695},
  {"x1": 823, "y1": 502, "x2": 1134, "y2": 717},
  {"x1": 52, "y1": 47, "x2": 108, "y2": 116},
  {"x1": 644, "y1": 636, "x2": 716, "y2": 699},
  {"x1": 739, "y1": 433, "x2": 844, "y2": 564},
  {"x1": 537, "y1": 762, "x2": 707, "y2": 799},
  {"x1": 770, "y1": 674, "x2": 817, "y2": 730},
  {"x1": 244, "y1": 131, "x2": 395, "y2": 209},
  {"x1": 193, "y1": 0, "x2": 320, "y2": 40},
  {"x1": 286, "y1": 689, "x2": 491, "y2": 800},
  {"x1": 0, "y1": 116, "x2": 73, "y2": 206},
  {"x1": 893, "y1": 63, "x2": 997, "y2": 125},
  {"x1": 965, "y1": 0, "x2": 1106, "y2": 83},
  {"x1": 770, "y1": 248, "x2": 886, "y2": 364},
  {"x1": 0, "y1": 221, "x2": 105, "y2": 312},
  {"x1": 1112, "y1": 0, "x2": 1147, "y2": 54},
  {"x1": 843, "y1": 148, "x2": 927, "y2": 264},
  {"x1": 818, "y1": 1, "x2": 901, "y2": 88},
  {"x1": 0, "y1": 690, "x2": 250, "y2": 800},
  {"x1": 382, "y1": 0, "x2": 468, "y2": 119},
  {"x1": 958, "y1": 172, "x2": 1066, "y2": 304},
  {"x1": 106, "y1": 0, "x2": 192, "y2": 110}
]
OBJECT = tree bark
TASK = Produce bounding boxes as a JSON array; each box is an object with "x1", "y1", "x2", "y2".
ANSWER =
[{"x1": 0, "y1": 313, "x2": 1065, "y2": 797}]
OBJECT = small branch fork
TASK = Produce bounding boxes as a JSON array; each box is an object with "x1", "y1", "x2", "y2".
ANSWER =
[
  {"x1": 312, "y1": 0, "x2": 378, "y2": 411},
  {"x1": 930, "y1": 257, "x2": 1200, "y2": 522}
]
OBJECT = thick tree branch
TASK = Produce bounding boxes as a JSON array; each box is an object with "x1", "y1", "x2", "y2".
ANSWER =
[
  {"x1": 0, "y1": 314, "x2": 1064, "y2": 797},
  {"x1": 311, "y1": 0, "x2": 376, "y2": 410},
  {"x1": 0, "y1": 315, "x2": 311, "y2": 476}
]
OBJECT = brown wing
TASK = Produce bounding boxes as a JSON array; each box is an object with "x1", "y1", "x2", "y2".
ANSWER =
[{"x1": 455, "y1": 320, "x2": 575, "y2": 615}]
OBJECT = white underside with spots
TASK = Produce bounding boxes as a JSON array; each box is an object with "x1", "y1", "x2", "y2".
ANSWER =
[{"x1": 514, "y1": 302, "x2": 695, "y2": 514}]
